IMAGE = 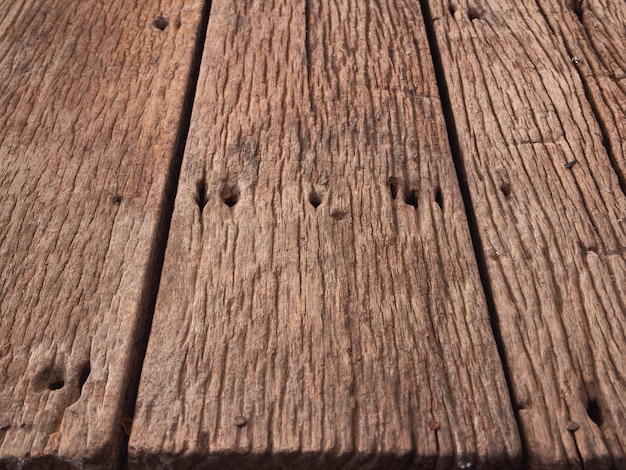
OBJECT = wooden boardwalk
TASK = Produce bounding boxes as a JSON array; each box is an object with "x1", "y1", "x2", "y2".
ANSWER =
[{"x1": 0, "y1": 0, "x2": 624, "y2": 468}]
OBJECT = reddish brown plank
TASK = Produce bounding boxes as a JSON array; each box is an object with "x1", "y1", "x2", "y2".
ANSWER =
[
  {"x1": 0, "y1": 0, "x2": 206, "y2": 467},
  {"x1": 129, "y1": 0, "x2": 521, "y2": 468},
  {"x1": 536, "y1": 0, "x2": 626, "y2": 187},
  {"x1": 426, "y1": 0, "x2": 626, "y2": 468}
]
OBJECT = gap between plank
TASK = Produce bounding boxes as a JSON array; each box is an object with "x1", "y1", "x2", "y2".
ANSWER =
[
  {"x1": 117, "y1": 0, "x2": 214, "y2": 467},
  {"x1": 417, "y1": 2, "x2": 528, "y2": 467}
]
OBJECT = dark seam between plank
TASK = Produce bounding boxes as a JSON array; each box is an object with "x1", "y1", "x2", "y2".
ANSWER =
[
  {"x1": 117, "y1": 1, "x2": 214, "y2": 468},
  {"x1": 418, "y1": 1, "x2": 527, "y2": 468}
]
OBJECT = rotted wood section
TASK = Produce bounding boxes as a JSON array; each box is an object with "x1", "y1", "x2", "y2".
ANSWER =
[
  {"x1": 427, "y1": 0, "x2": 626, "y2": 468},
  {"x1": 129, "y1": 0, "x2": 520, "y2": 468},
  {"x1": 0, "y1": 0, "x2": 207, "y2": 467}
]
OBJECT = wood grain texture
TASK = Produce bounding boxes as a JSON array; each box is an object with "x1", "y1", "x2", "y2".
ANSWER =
[
  {"x1": 427, "y1": 0, "x2": 626, "y2": 468},
  {"x1": 0, "y1": 0, "x2": 205, "y2": 467},
  {"x1": 535, "y1": 0, "x2": 626, "y2": 188},
  {"x1": 129, "y1": 0, "x2": 521, "y2": 468}
]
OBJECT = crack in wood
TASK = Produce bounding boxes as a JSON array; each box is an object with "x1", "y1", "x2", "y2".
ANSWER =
[{"x1": 305, "y1": 0, "x2": 314, "y2": 111}]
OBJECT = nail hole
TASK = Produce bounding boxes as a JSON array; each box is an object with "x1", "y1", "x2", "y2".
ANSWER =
[
  {"x1": 48, "y1": 380, "x2": 64, "y2": 391},
  {"x1": 405, "y1": 189, "x2": 418, "y2": 208},
  {"x1": 34, "y1": 365, "x2": 65, "y2": 392},
  {"x1": 78, "y1": 362, "x2": 91, "y2": 394},
  {"x1": 387, "y1": 177, "x2": 399, "y2": 200},
  {"x1": 435, "y1": 187, "x2": 443, "y2": 210},
  {"x1": 309, "y1": 191, "x2": 322, "y2": 208},
  {"x1": 111, "y1": 195, "x2": 122, "y2": 205},
  {"x1": 500, "y1": 182, "x2": 512, "y2": 198},
  {"x1": 153, "y1": 16, "x2": 170, "y2": 31},
  {"x1": 587, "y1": 399, "x2": 603, "y2": 426},
  {"x1": 468, "y1": 6, "x2": 482, "y2": 21},
  {"x1": 196, "y1": 177, "x2": 208, "y2": 213},
  {"x1": 221, "y1": 186, "x2": 240, "y2": 207},
  {"x1": 330, "y1": 210, "x2": 348, "y2": 221}
]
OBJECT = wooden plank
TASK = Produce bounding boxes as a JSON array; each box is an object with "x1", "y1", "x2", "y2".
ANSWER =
[
  {"x1": 129, "y1": 0, "x2": 521, "y2": 468},
  {"x1": 425, "y1": 0, "x2": 626, "y2": 468},
  {"x1": 0, "y1": 0, "x2": 206, "y2": 467},
  {"x1": 535, "y1": 0, "x2": 626, "y2": 187}
]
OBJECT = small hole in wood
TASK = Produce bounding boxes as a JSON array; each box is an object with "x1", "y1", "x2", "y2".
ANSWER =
[
  {"x1": 468, "y1": 6, "x2": 482, "y2": 21},
  {"x1": 448, "y1": 5, "x2": 457, "y2": 16},
  {"x1": 196, "y1": 178, "x2": 208, "y2": 213},
  {"x1": 111, "y1": 195, "x2": 122, "y2": 205},
  {"x1": 309, "y1": 191, "x2": 322, "y2": 208},
  {"x1": 500, "y1": 182, "x2": 512, "y2": 198},
  {"x1": 587, "y1": 399, "x2": 603, "y2": 426},
  {"x1": 153, "y1": 16, "x2": 170, "y2": 31},
  {"x1": 330, "y1": 210, "x2": 348, "y2": 221},
  {"x1": 387, "y1": 177, "x2": 399, "y2": 200},
  {"x1": 221, "y1": 186, "x2": 240, "y2": 207},
  {"x1": 435, "y1": 187, "x2": 443, "y2": 210},
  {"x1": 49, "y1": 380, "x2": 65, "y2": 391},
  {"x1": 78, "y1": 362, "x2": 91, "y2": 394},
  {"x1": 405, "y1": 190, "x2": 418, "y2": 208},
  {"x1": 34, "y1": 365, "x2": 65, "y2": 392}
]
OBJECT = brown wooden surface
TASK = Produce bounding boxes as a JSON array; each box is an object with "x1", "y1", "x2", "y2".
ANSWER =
[
  {"x1": 128, "y1": 0, "x2": 520, "y2": 468},
  {"x1": 538, "y1": 0, "x2": 626, "y2": 187},
  {"x1": 428, "y1": 0, "x2": 626, "y2": 468},
  {"x1": 1, "y1": 0, "x2": 625, "y2": 469},
  {"x1": 0, "y1": 0, "x2": 206, "y2": 467}
]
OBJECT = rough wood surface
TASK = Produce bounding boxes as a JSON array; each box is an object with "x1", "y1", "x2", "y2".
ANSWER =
[
  {"x1": 0, "y1": 0, "x2": 205, "y2": 467},
  {"x1": 427, "y1": 0, "x2": 626, "y2": 468},
  {"x1": 536, "y1": 0, "x2": 626, "y2": 188},
  {"x1": 129, "y1": 0, "x2": 521, "y2": 468}
]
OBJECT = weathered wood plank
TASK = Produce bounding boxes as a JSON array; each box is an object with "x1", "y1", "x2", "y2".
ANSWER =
[
  {"x1": 426, "y1": 0, "x2": 626, "y2": 468},
  {"x1": 0, "y1": 0, "x2": 206, "y2": 467},
  {"x1": 536, "y1": 0, "x2": 626, "y2": 188},
  {"x1": 129, "y1": 0, "x2": 521, "y2": 468}
]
